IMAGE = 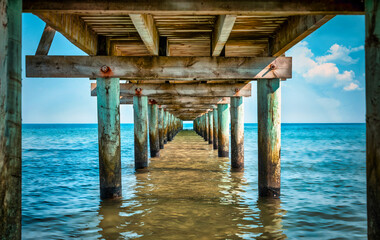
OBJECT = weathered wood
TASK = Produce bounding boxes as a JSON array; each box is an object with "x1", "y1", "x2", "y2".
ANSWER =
[
  {"x1": 212, "y1": 15, "x2": 236, "y2": 56},
  {"x1": 366, "y1": 1, "x2": 380, "y2": 239},
  {"x1": 218, "y1": 104, "x2": 229, "y2": 157},
  {"x1": 148, "y1": 103, "x2": 160, "y2": 157},
  {"x1": 34, "y1": 12, "x2": 98, "y2": 55},
  {"x1": 163, "y1": 110, "x2": 168, "y2": 144},
  {"x1": 134, "y1": 96, "x2": 149, "y2": 170},
  {"x1": 129, "y1": 14, "x2": 159, "y2": 55},
  {"x1": 120, "y1": 96, "x2": 230, "y2": 105},
  {"x1": 97, "y1": 78, "x2": 121, "y2": 199},
  {"x1": 230, "y1": 96, "x2": 244, "y2": 171},
  {"x1": 269, "y1": 15, "x2": 334, "y2": 57},
  {"x1": 205, "y1": 112, "x2": 209, "y2": 142},
  {"x1": 208, "y1": 111, "x2": 213, "y2": 144},
  {"x1": 167, "y1": 113, "x2": 173, "y2": 141},
  {"x1": 26, "y1": 56, "x2": 292, "y2": 80},
  {"x1": 213, "y1": 108, "x2": 218, "y2": 150},
  {"x1": 23, "y1": 0, "x2": 365, "y2": 15},
  {"x1": 158, "y1": 107, "x2": 164, "y2": 149},
  {"x1": 0, "y1": 0, "x2": 22, "y2": 238},
  {"x1": 35, "y1": 24, "x2": 56, "y2": 55},
  {"x1": 258, "y1": 79, "x2": 281, "y2": 198}
]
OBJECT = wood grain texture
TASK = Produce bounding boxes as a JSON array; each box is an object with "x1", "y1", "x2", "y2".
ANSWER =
[
  {"x1": 130, "y1": 14, "x2": 159, "y2": 55},
  {"x1": 134, "y1": 96, "x2": 149, "y2": 170},
  {"x1": 230, "y1": 96, "x2": 244, "y2": 171},
  {"x1": 212, "y1": 15, "x2": 236, "y2": 56},
  {"x1": 35, "y1": 24, "x2": 56, "y2": 55}
]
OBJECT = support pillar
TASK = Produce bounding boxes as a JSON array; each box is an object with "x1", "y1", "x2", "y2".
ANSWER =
[
  {"x1": 0, "y1": 0, "x2": 22, "y2": 237},
  {"x1": 164, "y1": 110, "x2": 168, "y2": 144},
  {"x1": 366, "y1": 1, "x2": 380, "y2": 239},
  {"x1": 208, "y1": 111, "x2": 213, "y2": 145},
  {"x1": 213, "y1": 108, "x2": 218, "y2": 150},
  {"x1": 167, "y1": 113, "x2": 173, "y2": 141},
  {"x1": 257, "y1": 79, "x2": 281, "y2": 198},
  {"x1": 204, "y1": 113, "x2": 209, "y2": 141},
  {"x1": 158, "y1": 107, "x2": 164, "y2": 149},
  {"x1": 218, "y1": 104, "x2": 229, "y2": 157},
  {"x1": 231, "y1": 96, "x2": 244, "y2": 171},
  {"x1": 148, "y1": 102, "x2": 160, "y2": 157},
  {"x1": 134, "y1": 96, "x2": 148, "y2": 171},
  {"x1": 97, "y1": 78, "x2": 121, "y2": 199}
]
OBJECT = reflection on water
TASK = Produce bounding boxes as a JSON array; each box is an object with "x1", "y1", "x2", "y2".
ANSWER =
[{"x1": 97, "y1": 131, "x2": 286, "y2": 239}]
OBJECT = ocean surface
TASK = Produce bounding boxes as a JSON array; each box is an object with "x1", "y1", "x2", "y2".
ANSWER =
[{"x1": 22, "y1": 123, "x2": 366, "y2": 239}]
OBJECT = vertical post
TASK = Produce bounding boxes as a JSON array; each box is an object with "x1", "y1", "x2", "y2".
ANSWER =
[
  {"x1": 230, "y1": 97, "x2": 244, "y2": 171},
  {"x1": 134, "y1": 96, "x2": 148, "y2": 171},
  {"x1": 366, "y1": 1, "x2": 380, "y2": 239},
  {"x1": 158, "y1": 107, "x2": 164, "y2": 149},
  {"x1": 204, "y1": 113, "x2": 209, "y2": 141},
  {"x1": 218, "y1": 104, "x2": 230, "y2": 157},
  {"x1": 208, "y1": 111, "x2": 213, "y2": 144},
  {"x1": 97, "y1": 78, "x2": 121, "y2": 199},
  {"x1": 167, "y1": 113, "x2": 172, "y2": 141},
  {"x1": 148, "y1": 102, "x2": 160, "y2": 157},
  {"x1": 0, "y1": 0, "x2": 22, "y2": 238},
  {"x1": 258, "y1": 79, "x2": 281, "y2": 198},
  {"x1": 213, "y1": 108, "x2": 218, "y2": 150},
  {"x1": 164, "y1": 110, "x2": 168, "y2": 144}
]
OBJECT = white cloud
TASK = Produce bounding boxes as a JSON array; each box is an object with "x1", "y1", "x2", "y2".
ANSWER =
[
  {"x1": 316, "y1": 44, "x2": 364, "y2": 64},
  {"x1": 344, "y1": 82, "x2": 360, "y2": 91}
]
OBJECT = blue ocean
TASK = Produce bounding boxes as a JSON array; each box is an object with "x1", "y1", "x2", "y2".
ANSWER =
[{"x1": 22, "y1": 123, "x2": 366, "y2": 239}]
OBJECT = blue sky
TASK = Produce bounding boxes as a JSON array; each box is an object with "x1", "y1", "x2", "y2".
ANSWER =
[{"x1": 22, "y1": 14, "x2": 365, "y2": 123}]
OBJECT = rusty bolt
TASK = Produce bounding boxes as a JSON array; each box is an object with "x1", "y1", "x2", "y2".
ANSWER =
[
  {"x1": 135, "y1": 87, "x2": 143, "y2": 96},
  {"x1": 270, "y1": 64, "x2": 276, "y2": 70},
  {"x1": 101, "y1": 65, "x2": 110, "y2": 73},
  {"x1": 235, "y1": 88, "x2": 240, "y2": 93}
]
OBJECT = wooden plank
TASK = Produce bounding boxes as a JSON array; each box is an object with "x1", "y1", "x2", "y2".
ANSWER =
[
  {"x1": 269, "y1": 15, "x2": 334, "y2": 57},
  {"x1": 35, "y1": 24, "x2": 56, "y2": 55},
  {"x1": 35, "y1": 12, "x2": 98, "y2": 55},
  {"x1": 23, "y1": 0, "x2": 365, "y2": 15},
  {"x1": 129, "y1": 14, "x2": 159, "y2": 55},
  {"x1": 26, "y1": 56, "x2": 292, "y2": 80},
  {"x1": 212, "y1": 15, "x2": 236, "y2": 56},
  {"x1": 120, "y1": 96, "x2": 230, "y2": 105}
]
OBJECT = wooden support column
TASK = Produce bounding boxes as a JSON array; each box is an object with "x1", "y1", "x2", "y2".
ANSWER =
[
  {"x1": 257, "y1": 79, "x2": 281, "y2": 198},
  {"x1": 213, "y1": 108, "x2": 218, "y2": 150},
  {"x1": 208, "y1": 111, "x2": 213, "y2": 145},
  {"x1": 0, "y1": 0, "x2": 22, "y2": 238},
  {"x1": 218, "y1": 104, "x2": 230, "y2": 157},
  {"x1": 148, "y1": 102, "x2": 160, "y2": 157},
  {"x1": 167, "y1": 113, "x2": 173, "y2": 141},
  {"x1": 97, "y1": 78, "x2": 121, "y2": 199},
  {"x1": 366, "y1": 1, "x2": 380, "y2": 239},
  {"x1": 134, "y1": 96, "x2": 148, "y2": 171},
  {"x1": 158, "y1": 107, "x2": 164, "y2": 149},
  {"x1": 230, "y1": 96, "x2": 244, "y2": 171},
  {"x1": 205, "y1": 113, "x2": 209, "y2": 141}
]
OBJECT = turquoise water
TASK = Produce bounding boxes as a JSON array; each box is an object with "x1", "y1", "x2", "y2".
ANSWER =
[{"x1": 22, "y1": 124, "x2": 366, "y2": 239}]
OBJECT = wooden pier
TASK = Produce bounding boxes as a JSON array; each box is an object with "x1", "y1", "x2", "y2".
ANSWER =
[{"x1": 1, "y1": 0, "x2": 379, "y2": 239}]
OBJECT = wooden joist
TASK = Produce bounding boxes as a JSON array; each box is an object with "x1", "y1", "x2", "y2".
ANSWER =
[
  {"x1": 120, "y1": 96, "x2": 230, "y2": 105},
  {"x1": 23, "y1": 0, "x2": 364, "y2": 15},
  {"x1": 26, "y1": 56, "x2": 292, "y2": 80},
  {"x1": 129, "y1": 14, "x2": 159, "y2": 55},
  {"x1": 35, "y1": 24, "x2": 56, "y2": 55},
  {"x1": 212, "y1": 15, "x2": 236, "y2": 56},
  {"x1": 91, "y1": 83, "x2": 251, "y2": 97}
]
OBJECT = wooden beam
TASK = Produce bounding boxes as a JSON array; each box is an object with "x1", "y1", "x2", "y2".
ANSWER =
[
  {"x1": 35, "y1": 24, "x2": 56, "y2": 55},
  {"x1": 23, "y1": 0, "x2": 365, "y2": 15},
  {"x1": 34, "y1": 12, "x2": 98, "y2": 55},
  {"x1": 26, "y1": 56, "x2": 292, "y2": 80},
  {"x1": 212, "y1": 15, "x2": 236, "y2": 56},
  {"x1": 129, "y1": 14, "x2": 159, "y2": 55},
  {"x1": 120, "y1": 96, "x2": 230, "y2": 105},
  {"x1": 269, "y1": 15, "x2": 334, "y2": 57}
]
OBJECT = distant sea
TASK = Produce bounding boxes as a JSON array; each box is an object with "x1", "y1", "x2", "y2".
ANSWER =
[{"x1": 22, "y1": 123, "x2": 366, "y2": 239}]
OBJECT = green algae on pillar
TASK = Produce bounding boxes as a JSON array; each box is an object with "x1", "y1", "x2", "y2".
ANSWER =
[
  {"x1": 97, "y1": 78, "x2": 122, "y2": 199},
  {"x1": 213, "y1": 108, "x2": 218, "y2": 150},
  {"x1": 134, "y1": 96, "x2": 149, "y2": 171},
  {"x1": 148, "y1": 102, "x2": 160, "y2": 157},
  {"x1": 230, "y1": 97, "x2": 244, "y2": 171},
  {"x1": 218, "y1": 104, "x2": 230, "y2": 157},
  {"x1": 163, "y1": 110, "x2": 168, "y2": 144},
  {"x1": 257, "y1": 79, "x2": 281, "y2": 198},
  {"x1": 208, "y1": 111, "x2": 213, "y2": 145},
  {"x1": 0, "y1": 0, "x2": 22, "y2": 237},
  {"x1": 366, "y1": 1, "x2": 380, "y2": 239},
  {"x1": 158, "y1": 107, "x2": 164, "y2": 149}
]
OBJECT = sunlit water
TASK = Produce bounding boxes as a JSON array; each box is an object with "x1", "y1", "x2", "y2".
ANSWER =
[{"x1": 22, "y1": 124, "x2": 366, "y2": 239}]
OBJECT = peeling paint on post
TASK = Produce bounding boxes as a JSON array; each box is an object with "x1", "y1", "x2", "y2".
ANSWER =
[
  {"x1": 213, "y1": 108, "x2": 218, "y2": 150},
  {"x1": 134, "y1": 96, "x2": 149, "y2": 171},
  {"x1": 97, "y1": 78, "x2": 122, "y2": 199},
  {"x1": 158, "y1": 107, "x2": 164, "y2": 149},
  {"x1": 218, "y1": 104, "x2": 230, "y2": 157},
  {"x1": 0, "y1": 0, "x2": 22, "y2": 238},
  {"x1": 231, "y1": 96, "x2": 244, "y2": 171},
  {"x1": 148, "y1": 103, "x2": 160, "y2": 157},
  {"x1": 257, "y1": 79, "x2": 281, "y2": 198},
  {"x1": 366, "y1": 1, "x2": 380, "y2": 239},
  {"x1": 208, "y1": 111, "x2": 213, "y2": 145}
]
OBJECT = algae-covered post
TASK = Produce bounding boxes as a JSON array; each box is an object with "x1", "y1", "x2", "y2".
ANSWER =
[
  {"x1": 158, "y1": 107, "x2": 164, "y2": 149},
  {"x1": 134, "y1": 96, "x2": 149, "y2": 170},
  {"x1": 205, "y1": 113, "x2": 209, "y2": 142},
  {"x1": 218, "y1": 104, "x2": 229, "y2": 157},
  {"x1": 208, "y1": 111, "x2": 213, "y2": 145},
  {"x1": 231, "y1": 96, "x2": 244, "y2": 171},
  {"x1": 97, "y1": 78, "x2": 122, "y2": 199},
  {"x1": 257, "y1": 79, "x2": 281, "y2": 198},
  {"x1": 0, "y1": 0, "x2": 22, "y2": 238},
  {"x1": 164, "y1": 110, "x2": 168, "y2": 144},
  {"x1": 213, "y1": 108, "x2": 218, "y2": 150},
  {"x1": 148, "y1": 101, "x2": 160, "y2": 157}
]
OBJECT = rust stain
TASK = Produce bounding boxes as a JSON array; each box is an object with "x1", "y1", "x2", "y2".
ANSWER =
[
  {"x1": 149, "y1": 99, "x2": 157, "y2": 105},
  {"x1": 99, "y1": 65, "x2": 114, "y2": 78},
  {"x1": 135, "y1": 88, "x2": 143, "y2": 96}
]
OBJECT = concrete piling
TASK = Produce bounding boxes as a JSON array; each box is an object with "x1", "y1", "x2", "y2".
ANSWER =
[
  {"x1": 218, "y1": 104, "x2": 230, "y2": 157},
  {"x1": 230, "y1": 96, "x2": 244, "y2": 171},
  {"x1": 148, "y1": 102, "x2": 160, "y2": 157},
  {"x1": 134, "y1": 96, "x2": 149, "y2": 171}
]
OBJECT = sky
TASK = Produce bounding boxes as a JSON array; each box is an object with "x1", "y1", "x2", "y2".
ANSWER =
[{"x1": 22, "y1": 14, "x2": 365, "y2": 123}]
